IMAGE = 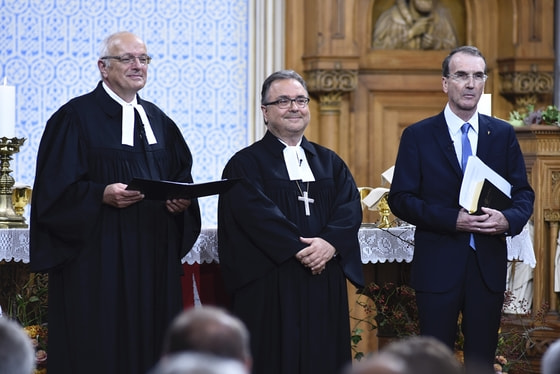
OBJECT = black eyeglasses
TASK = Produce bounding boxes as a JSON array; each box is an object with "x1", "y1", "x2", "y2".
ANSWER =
[
  {"x1": 447, "y1": 72, "x2": 487, "y2": 83},
  {"x1": 263, "y1": 97, "x2": 310, "y2": 109},
  {"x1": 101, "y1": 54, "x2": 152, "y2": 65}
]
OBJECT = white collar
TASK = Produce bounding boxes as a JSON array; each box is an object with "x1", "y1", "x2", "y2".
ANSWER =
[
  {"x1": 277, "y1": 138, "x2": 315, "y2": 182},
  {"x1": 102, "y1": 82, "x2": 157, "y2": 146},
  {"x1": 444, "y1": 103, "x2": 479, "y2": 135}
]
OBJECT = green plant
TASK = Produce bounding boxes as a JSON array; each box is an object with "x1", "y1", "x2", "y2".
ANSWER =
[
  {"x1": 350, "y1": 282, "x2": 419, "y2": 360},
  {"x1": 492, "y1": 291, "x2": 550, "y2": 373},
  {"x1": 541, "y1": 105, "x2": 560, "y2": 125},
  {"x1": 350, "y1": 283, "x2": 549, "y2": 373},
  {"x1": 508, "y1": 104, "x2": 560, "y2": 126},
  {"x1": 7, "y1": 273, "x2": 49, "y2": 374},
  {"x1": 8, "y1": 273, "x2": 48, "y2": 327}
]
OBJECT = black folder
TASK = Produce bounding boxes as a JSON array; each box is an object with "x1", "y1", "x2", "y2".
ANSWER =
[
  {"x1": 470, "y1": 178, "x2": 512, "y2": 215},
  {"x1": 126, "y1": 178, "x2": 240, "y2": 200}
]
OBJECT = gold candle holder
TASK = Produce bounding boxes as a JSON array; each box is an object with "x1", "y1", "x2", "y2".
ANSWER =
[
  {"x1": 358, "y1": 187, "x2": 374, "y2": 225},
  {"x1": 0, "y1": 137, "x2": 27, "y2": 228},
  {"x1": 376, "y1": 194, "x2": 392, "y2": 229},
  {"x1": 12, "y1": 185, "x2": 32, "y2": 217}
]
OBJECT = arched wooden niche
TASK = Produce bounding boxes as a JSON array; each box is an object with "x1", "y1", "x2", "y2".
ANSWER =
[{"x1": 371, "y1": 0, "x2": 467, "y2": 50}]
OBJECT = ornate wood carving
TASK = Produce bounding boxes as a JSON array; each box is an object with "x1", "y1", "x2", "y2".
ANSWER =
[
  {"x1": 544, "y1": 210, "x2": 560, "y2": 222},
  {"x1": 500, "y1": 70, "x2": 554, "y2": 108},
  {"x1": 317, "y1": 91, "x2": 344, "y2": 112},
  {"x1": 305, "y1": 69, "x2": 358, "y2": 93},
  {"x1": 305, "y1": 69, "x2": 358, "y2": 113}
]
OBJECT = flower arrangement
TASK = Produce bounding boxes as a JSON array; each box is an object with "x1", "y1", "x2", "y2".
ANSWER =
[
  {"x1": 351, "y1": 283, "x2": 548, "y2": 374},
  {"x1": 509, "y1": 104, "x2": 560, "y2": 127},
  {"x1": 491, "y1": 291, "x2": 550, "y2": 374},
  {"x1": 350, "y1": 282, "x2": 419, "y2": 360},
  {"x1": 23, "y1": 324, "x2": 48, "y2": 374}
]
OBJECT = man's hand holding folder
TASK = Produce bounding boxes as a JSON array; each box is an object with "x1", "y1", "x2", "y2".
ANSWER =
[{"x1": 126, "y1": 178, "x2": 240, "y2": 200}]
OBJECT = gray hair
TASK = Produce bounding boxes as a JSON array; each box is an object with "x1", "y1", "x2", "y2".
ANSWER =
[
  {"x1": 98, "y1": 31, "x2": 146, "y2": 69},
  {"x1": 0, "y1": 318, "x2": 35, "y2": 374},
  {"x1": 260, "y1": 69, "x2": 308, "y2": 105},
  {"x1": 442, "y1": 45, "x2": 487, "y2": 77},
  {"x1": 542, "y1": 339, "x2": 560, "y2": 374},
  {"x1": 149, "y1": 352, "x2": 248, "y2": 374},
  {"x1": 162, "y1": 306, "x2": 251, "y2": 366}
]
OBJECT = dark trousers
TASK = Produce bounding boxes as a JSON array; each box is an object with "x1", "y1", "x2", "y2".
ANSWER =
[{"x1": 415, "y1": 249, "x2": 504, "y2": 369}]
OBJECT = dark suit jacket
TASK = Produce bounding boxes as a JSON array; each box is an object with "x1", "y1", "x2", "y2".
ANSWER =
[{"x1": 388, "y1": 111, "x2": 534, "y2": 293}]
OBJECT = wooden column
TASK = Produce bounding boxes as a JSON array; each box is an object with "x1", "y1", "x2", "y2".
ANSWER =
[
  {"x1": 515, "y1": 125, "x2": 560, "y2": 314},
  {"x1": 305, "y1": 69, "x2": 357, "y2": 151},
  {"x1": 497, "y1": 0, "x2": 555, "y2": 113}
]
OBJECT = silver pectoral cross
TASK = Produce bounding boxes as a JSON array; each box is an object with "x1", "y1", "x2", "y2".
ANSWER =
[{"x1": 298, "y1": 191, "x2": 314, "y2": 216}]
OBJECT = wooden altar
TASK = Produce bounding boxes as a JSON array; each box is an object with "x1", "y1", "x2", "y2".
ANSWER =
[{"x1": 514, "y1": 125, "x2": 560, "y2": 373}]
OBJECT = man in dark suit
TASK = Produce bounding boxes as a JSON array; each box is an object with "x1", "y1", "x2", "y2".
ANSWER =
[{"x1": 388, "y1": 46, "x2": 534, "y2": 370}]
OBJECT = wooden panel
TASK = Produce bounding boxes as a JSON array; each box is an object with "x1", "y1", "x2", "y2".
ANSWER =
[{"x1": 352, "y1": 75, "x2": 448, "y2": 188}]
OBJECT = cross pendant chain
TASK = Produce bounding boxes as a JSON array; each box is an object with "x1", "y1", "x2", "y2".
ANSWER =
[{"x1": 296, "y1": 181, "x2": 314, "y2": 216}]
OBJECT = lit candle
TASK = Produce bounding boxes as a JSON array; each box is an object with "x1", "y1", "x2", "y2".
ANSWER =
[{"x1": 0, "y1": 77, "x2": 16, "y2": 138}]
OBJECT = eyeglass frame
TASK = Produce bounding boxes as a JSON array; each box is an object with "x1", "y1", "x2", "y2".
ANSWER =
[
  {"x1": 446, "y1": 71, "x2": 488, "y2": 83},
  {"x1": 101, "y1": 54, "x2": 152, "y2": 65},
  {"x1": 262, "y1": 96, "x2": 310, "y2": 109}
]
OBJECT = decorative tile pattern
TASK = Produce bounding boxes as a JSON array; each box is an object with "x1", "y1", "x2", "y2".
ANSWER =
[{"x1": 0, "y1": 0, "x2": 250, "y2": 226}]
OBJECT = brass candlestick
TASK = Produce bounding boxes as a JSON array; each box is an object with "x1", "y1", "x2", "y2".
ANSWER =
[
  {"x1": 0, "y1": 137, "x2": 27, "y2": 228},
  {"x1": 376, "y1": 194, "x2": 392, "y2": 229}
]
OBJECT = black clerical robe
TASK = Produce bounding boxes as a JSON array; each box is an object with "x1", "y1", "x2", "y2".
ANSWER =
[
  {"x1": 30, "y1": 82, "x2": 201, "y2": 374},
  {"x1": 218, "y1": 131, "x2": 364, "y2": 374}
]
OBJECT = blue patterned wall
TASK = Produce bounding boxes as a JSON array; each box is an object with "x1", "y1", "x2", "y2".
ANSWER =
[{"x1": 0, "y1": 0, "x2": 250, "y2": 226}]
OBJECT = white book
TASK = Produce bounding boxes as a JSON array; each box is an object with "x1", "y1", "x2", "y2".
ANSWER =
[{"x1": 362, "y1": 187, "x2": 390, "y2": 210}]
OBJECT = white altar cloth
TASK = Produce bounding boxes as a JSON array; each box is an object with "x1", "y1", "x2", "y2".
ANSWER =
[
  {"x1": 1, "y1": 225, "x2": 535, "y2": 268},
  {"x1": 182, "y1": 224, "x2": 535, "y2": 266},
  {"x1": 0, "y1": 229, "x2": 30, "y2": 263}
]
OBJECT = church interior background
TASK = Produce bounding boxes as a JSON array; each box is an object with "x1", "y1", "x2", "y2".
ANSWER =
[
  {"x1": 0, "y1": 0, "x2": 255, "y2": 227},
  {"x1": 2, "y1": 0, "x2": 560, "y2": 372}
]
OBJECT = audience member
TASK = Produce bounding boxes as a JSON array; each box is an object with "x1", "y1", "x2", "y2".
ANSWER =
[
  {"x1": 382, "y1": 336, "x2": 463, "y2": 374},
  {"x1": 542, "y1": 339, "x2": 560, "y2": 374},
  {"x1": 162, "y1": 306, "x2": 252, "y2": 371},
  {"x1": 149, "y1": 352, "x2": 247, "y2": 374},
  {"x1": 0, "y1": 318, "x2": 35, "y2": 374},
  {"x1": 342, "y1": 351, "x2": 407, "y2": 374},
  {"x1": 343, "y1": 336, "x2": 463, "y2": 374}
]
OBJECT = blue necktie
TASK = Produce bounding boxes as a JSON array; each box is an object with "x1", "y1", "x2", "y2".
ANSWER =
[
  {"x1": 461, "y1": 123, "x2": 476, "y2": 249},
  {"x1": 461, "y1": 123, "x2": 472, "y2": 171}
]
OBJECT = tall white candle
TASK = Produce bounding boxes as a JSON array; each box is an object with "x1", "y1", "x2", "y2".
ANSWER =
[
  {"x1": 478, "y1": 93, "x2": 492, "y2": 117},
  {"x1": 0, "y1": 77, "x2": 16, "y2": 138}
]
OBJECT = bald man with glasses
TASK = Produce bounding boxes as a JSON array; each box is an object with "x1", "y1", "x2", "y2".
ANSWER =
[{"x1": 30, "y1": 31, "x2": 201, "y2": 374}]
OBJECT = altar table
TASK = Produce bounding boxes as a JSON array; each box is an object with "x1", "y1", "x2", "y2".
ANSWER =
[
  {"x1": 181, "y1": 224, "x2": 536, "y2": 267},
  {"x1": 0, "y1": 228, "x2": 31, "y2": 263},
  {"x1": 0, "y1": 226, "x2": 536, "y2": 309},
  {"x1": 0, "y1": 225, "x2": 536, "y2": 267}
]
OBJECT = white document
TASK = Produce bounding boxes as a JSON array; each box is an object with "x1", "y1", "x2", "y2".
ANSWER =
[
  {"x1": 381, "y1": 165, "x2": 394, "y2": 186},
  {"x1": 362, "y1": 187, "x2": 390, "y2": 210},
  {"x1": 459, "y1": 156, "x2": 511, "y2": 213}
]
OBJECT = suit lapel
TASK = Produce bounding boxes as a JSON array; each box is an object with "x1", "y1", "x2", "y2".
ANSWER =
[
  {"x1": 431, "y1": 113, "x2": 463, "y2": 178},
  {"x1": 476, "y1": 114, "x2": 493, "y2": 162}
]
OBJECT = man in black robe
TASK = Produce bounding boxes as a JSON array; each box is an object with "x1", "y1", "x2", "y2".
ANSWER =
[
  {"x1": 218, "y1": 70, "x2": 364, "y2": 374},
  {"x1": 29, "y1": 31, "x2": 201, "y2": 374}
]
